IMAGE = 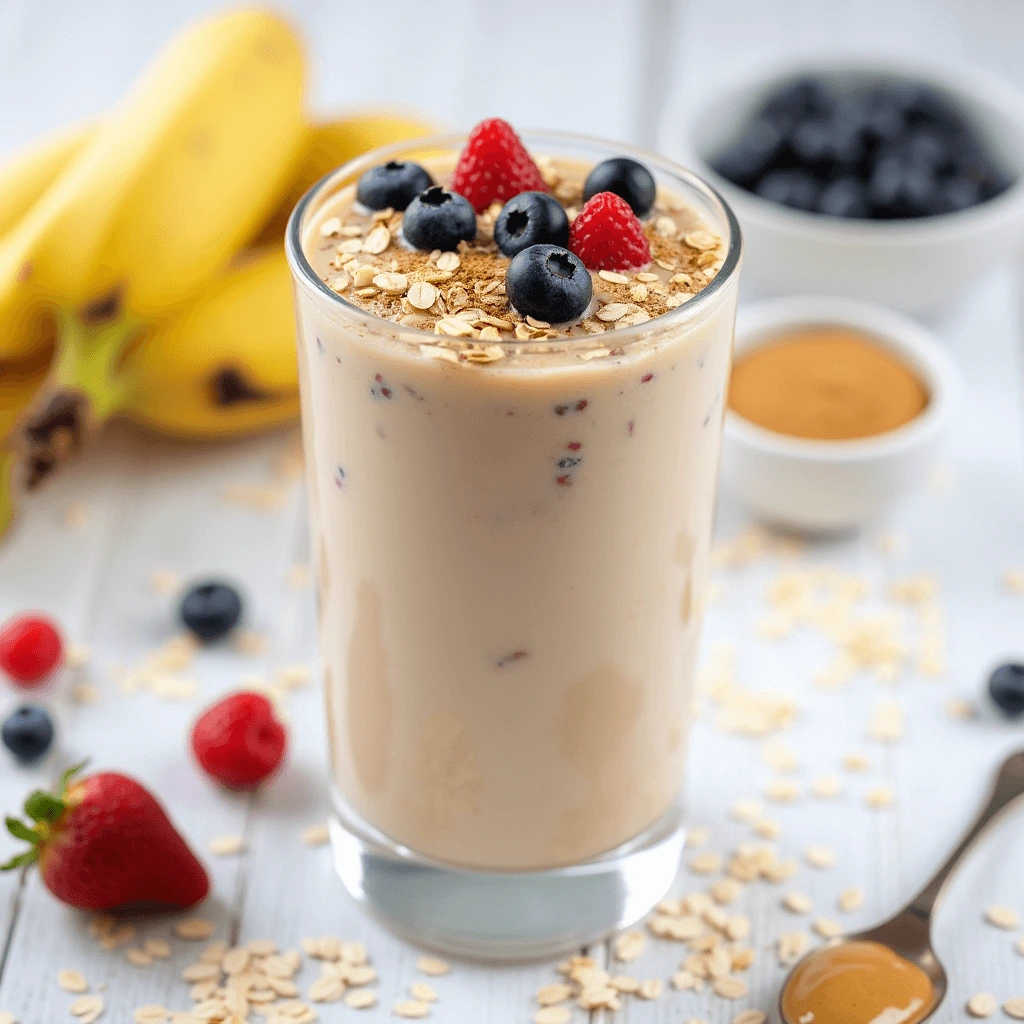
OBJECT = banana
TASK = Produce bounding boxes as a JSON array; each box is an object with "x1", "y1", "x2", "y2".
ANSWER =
[
  {"x1": 0, "y1": 122, "x2": 93, "y2": 238},
  {"x1": 0, "y1": 9, "x2": 307, "y2": 362}
]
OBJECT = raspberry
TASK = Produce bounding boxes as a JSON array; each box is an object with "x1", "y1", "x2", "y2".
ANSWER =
[
  {"x1": 568, "y1": 191, "x2": 651, "y2": 272},
  {"x1": 190, "y1": 691, "x2": 287, "y2": 790},
  {"x1": 451, "y1": 118, "x2": 548, "y2": 213},
  {"x1": 0, "y1": 614, "x2": 63, "y2": 687}
]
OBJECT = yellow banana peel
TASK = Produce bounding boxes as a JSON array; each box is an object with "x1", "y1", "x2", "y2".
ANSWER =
[{"x1": 0, "y1": 9, "x2": 307, "y2": 362}]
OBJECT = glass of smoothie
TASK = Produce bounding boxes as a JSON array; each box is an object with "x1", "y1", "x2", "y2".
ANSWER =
[{"x1": 285, "y1": 122, "x2": 742, "y2": 959}]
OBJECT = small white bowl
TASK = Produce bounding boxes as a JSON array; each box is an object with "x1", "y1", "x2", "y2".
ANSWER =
[
  {"x1": 719, "y1": 297, "x2": 960, "y2": 534},
  {"x1": 660, "y1": 56, "x2": 1024, "y2": 319}
]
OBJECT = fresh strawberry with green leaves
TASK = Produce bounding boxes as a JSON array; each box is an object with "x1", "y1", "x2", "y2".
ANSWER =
[{"x1": 2, "y1": 765, "x2": 209, "y2": 910}]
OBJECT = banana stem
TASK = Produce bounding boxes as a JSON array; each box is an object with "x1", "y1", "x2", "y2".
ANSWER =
[{"x1": 51, "y1": 307, "x2": 141, "y2": 421}]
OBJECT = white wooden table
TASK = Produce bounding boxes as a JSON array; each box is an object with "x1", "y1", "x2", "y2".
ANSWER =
[{"x1": 2, "y1": 2, "x2": 1024, "y2": 1022}]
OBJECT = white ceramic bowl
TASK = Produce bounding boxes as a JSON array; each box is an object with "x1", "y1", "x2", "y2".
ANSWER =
[
  {"x1": 719, "y1": 297, "x2": 960, "y2": 533},
  {"x1": 660, "y1": 56, "x2": 1024, "y2": 319}
]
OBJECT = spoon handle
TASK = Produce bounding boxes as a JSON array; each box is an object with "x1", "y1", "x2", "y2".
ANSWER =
[{"x1": 906, "y1": 749, "x2": 1024, "y2": 920}]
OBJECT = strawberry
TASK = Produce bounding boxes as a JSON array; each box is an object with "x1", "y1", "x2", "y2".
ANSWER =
[
  {"x1": 191, "y1": 691, "x2": 286, "y2": 790},
  {"x1": 569, "y1": 191, "x2": 652, "y2": 272},
  {"x1": 2, "y1": 765, "x2": 208, "y2": 911},
  {"x1": 451, "y1": 118, "x2": 549, "y2": 213}
]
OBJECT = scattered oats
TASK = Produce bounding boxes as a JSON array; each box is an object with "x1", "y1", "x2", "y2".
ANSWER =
[
  {"x1": 596, "y1": 303, "x2": 630, "y2": 322},
  {"x1": 865, "y1": 785, "x2": 896, "y2": 809},
  {"x1": 182, "y1": 962, "x2": 221, "y2": 982},
  {"x1": 234, "y1": 629, "x2": 268, "y2": 656},
  {"x1": 209, "y1": 834, "x2": 245, "y2": 857},
  {"x1": 126, "y1": 948, "x2": 153, "y2": 967},
  {"x1": 599, "y1": 270, "x2": 630, "y2": 284},
  {"x1": 575, "y1": 967, "x2": 610, "y2": 989},
  {"x1": 1002, "y1": 570, "x2": 1024, "y2": 594},
  {"x1": 536, "y1": 983, "x2": 572, "y2": 1006},
  {"x1": 222, "y1": 947, "x2": 250, "y2": 974},
  {"x1": 419, "y1": 344, "x2": 460, "y2": 364},
  {"x1": 1004, "y1": 998, "x2": 1024, "y2": 1020},
  {"x1": 346, "y1": 966, "x2": 377, "y2": 986},
  {"x1": 133, "y1": 1008, "x2": 168, "y2": 1024},
  {"x1": 435, "y1": 251, "x2": 461, "y2": 272},
  {"x1": 784, "y1": 891, "x2": 813, "y2": 914},
  {"x1": 328, "y1": 273, "x2": 351, "y2": 293},
  {"x1": 869, "y1": 700, "x2": 904, "y2": 742},
  {"x1": 406, "y1": 983, "x2": 436, "y2": 1004},
  {"x1": 65, "y1": 642, "x2": 92, "y2": 668},
  {"x1": 534, "y1": 1009, "x2": 571, "y2": 1024},
  {"x1": 320, "y1": 217, "x2": 342, "y2": 237},
  {"x1": 345, "y1": 991, "x2": 377, "y2": 1010},
  {"x1": 985, "y1": 904, "x2": 1020, "y2": 929},
  {"x1": 416, "y1": 956, "x2": 450, "y2": 977},
  {"x1": 732, "y1": 799, "x2": 762, "y2": 822},
  {"x1": 301, "y1": 823, "x2": 330, "y2": 846},
  {"x1": 671, "y1": 970, "x2": 702, "y2": 992},
  {"x1": 309, "y1": 976, "x2": 344, "y2": 1003},
  {"x1": 362, "y1": 225, "x2": 391, "y2": 254},
  {"x1": 684, "y1": 230, "x2": 718, "y2": 250},
  {"x1": 149, "y1": 569, "x2": 181, "y2": 595},
  {"x1": 725, "y1": 914, "x2": 751, "y2": 940},
  {"x1": 71, "y1": 682, "x2": 102, "y2": 705},
  {"x1": 837, "y1": 887, "x2": 864, "y2": 913},
  {"x1": 174, "y1": 918, "x2": 216, "y2": 941},
  {"x1": 766, "y1": 779, "x2": 800, "y2": 802},
  {"x1": 843, "y1": 752, "x2": 871, "y2": 773},
  {"x1": 805, "y1": 845, "x2": 836, "y2": 869},
  {"x1": 753, "y1": 818, "x2": 782, "y2": 839},
  {"x1": 341, "y1": 940, "x2": 368, "y2": 965},
  {"x1": 712, "y1": 977, "x2": 748, "y2": 999},
  {"x1": 614, "y1": 930, "x2": 645, "y2": 961},
  {"x1": 762, "y1": 738, "x2": 799, "y2": 772},
  {"x1": 436, "y1": 316, "x2": 475, "y2": 338},
  {"x1": 58, "y1": 970, "x2": 89, "y2": 993},
  {"x1": 814, "y1": 917, "x2": 844, "y2": 938},
  {"x1": 732, "y1": 948, "x2": 756, "y2": 971},
  {"x1": 610, "y1": 976, "x2": 640, "y2": 994},
  {"x1": 811, "y1": 775, "x2": 842, "y2": 799},
  {"x1": 70, "y1": 995, "x2": 104, "y2": 1018},
  {"x1": 143, "y1": 938, "x2": 171, "y2": 959},
  {"x1": 711, "y1": 878, "x2": 744, "y2": 905},
  {"x1": 688, "y1": 825, "x2": 710, "y2": 847},
  {"x1": 637, "y1": 979, "x2": 663, "y2": 1000},
  {"x1": 734, "y1": 1013, "x2": 767, "y2": 1024},
  {"x1": 393, "y1": 999, "x2": 430, "y2": 1018},
  {"x1": 689, "y1": 851, "x2": 722, "y2": 874},
  {"x1": 654, "y1": 216, "x2": 678, "y2": 236},
  {"x1": 577, "y1": 986, "x2": 619, "y2": 1011},
  {"x1": 967, "y1": 993, "x2": 998, "y2": 1018},
  {"x1": 352, "y1": 265, "x2": 377, "y2": 288},
  {"x1": 777, "y1": 931, "x2": 810, "y2": 965},
  {"x1": 945, "y1": 698, "x2": 977, "y2": 720}
]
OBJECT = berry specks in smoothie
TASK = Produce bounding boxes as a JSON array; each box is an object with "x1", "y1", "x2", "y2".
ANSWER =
[
  {"x1": 640, "y1": 373, "x2": 655, "y2": 384},
  {"x1": 567, "y1": 441, "x2": 582, "y2": 451},
  {"x1": 496, "y1": 650, "x2": 530, "y2": 669},
  {"x1": 316, "y1": 337, "x2": 325, "y2": 356},
  {"x1": 334, "y1": 466, "x2": 346, "y2": 489},
  {"x1": 554, "y1": 399, "x2": 589, "y2": 416},
  {"x1": 370, "y1": 373, "x2": 394, "y2": 400},
  {"x1": 556, "y1": 475, "x2": 573, "y2": 487}
]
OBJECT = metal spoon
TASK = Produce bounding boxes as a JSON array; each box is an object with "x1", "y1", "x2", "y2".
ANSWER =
[{"x1": 779, "y1": 749, "x2": 1024, "y2": 1023}]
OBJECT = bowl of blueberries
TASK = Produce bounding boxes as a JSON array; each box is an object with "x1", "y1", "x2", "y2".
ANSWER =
[{"x1": 661, "y1": 56, "x2": 1024, "y2": 318}]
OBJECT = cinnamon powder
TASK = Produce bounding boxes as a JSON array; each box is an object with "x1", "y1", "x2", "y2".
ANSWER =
[{"x1": 729, "y1": 327, "x2": 929, "y2": 441}]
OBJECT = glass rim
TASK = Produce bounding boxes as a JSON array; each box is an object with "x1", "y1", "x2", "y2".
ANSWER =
[{"x1": 285, "y1": 129, "x2": 743, "y2": 348}]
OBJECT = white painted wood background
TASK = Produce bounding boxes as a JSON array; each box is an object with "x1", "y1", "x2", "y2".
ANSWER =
[{"x1": 2, "y1": 2, "x2": 1024, "y2": 1022}]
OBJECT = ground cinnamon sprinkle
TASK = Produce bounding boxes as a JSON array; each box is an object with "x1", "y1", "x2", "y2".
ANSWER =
[{"x1": 729, "y1": 327, "x2": 929, "y2": 441}]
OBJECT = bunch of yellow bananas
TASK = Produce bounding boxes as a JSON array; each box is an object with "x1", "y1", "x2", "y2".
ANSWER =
[{"x1": 0, "y1": 8, "x2": 433, "y2": 534}]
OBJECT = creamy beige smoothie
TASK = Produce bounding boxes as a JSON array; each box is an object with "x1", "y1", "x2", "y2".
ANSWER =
[{"x1": 291, "y1": 133, "x2": 740, "y2": 872}]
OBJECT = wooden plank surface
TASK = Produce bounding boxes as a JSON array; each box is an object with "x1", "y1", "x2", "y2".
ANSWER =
[{"x1": 2, "y1": 2, "x2": 1024, "y2": 1022}]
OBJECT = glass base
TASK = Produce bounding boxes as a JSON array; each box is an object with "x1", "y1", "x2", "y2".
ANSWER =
[{"x1": 328, "y1": 791, "x2": 688, "y2": 962}]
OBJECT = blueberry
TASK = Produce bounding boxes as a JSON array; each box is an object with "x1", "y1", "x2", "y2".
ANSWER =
[
  {"x1": 505, "y1": 244, "x2": 592, "y2": 323},
  {"x1": 402, "y1": 186, "x2": 477, "y2": 251},
  {"x1": 180, "y1": 581, "x2": 243, "y2": 643},
  {"x1": 817, "y1": 177, "x2": 870, "y2": 218},
  {"x1": 988, "y1": 662, "x2": 1024, "y2": 718},
  {"x1": 583, "y1": 158, "x2": 657, "y2": 217},
  {"x1": 711, "y1": 118, "x2": 786, "y2": 189},
  {"x1": 791, "y1": 117, "x2": 864, "y2": 174},
  {"x1": 2, "y1": 705, "x2": 54, "y2": 764},
  {"x1": 494, "y1": 192, "x2": 569, "y2": 257},
  {"x1": 356, "y1": 161, "x2": 433, "y2": 211},
  {"x1": 868, "y1": 154, "x2": 943, "y2": 218},
  {"x1": 758, "y1": 76, "x2": 836, "y2": 128},
  {"x1": 754, "y1": 169, "x2": 820, "y2": 212}
]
